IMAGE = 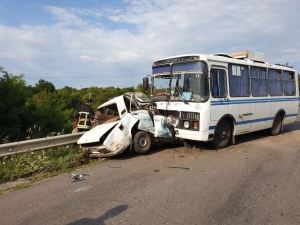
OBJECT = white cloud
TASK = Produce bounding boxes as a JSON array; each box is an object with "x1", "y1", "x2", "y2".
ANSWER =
[
  {"x1": 118, "y1": 51, "x2": 139, "y2": 60},
  {"x1": 80, "y1": 55, "x2": 98, "y2": 61},
  {"x1": 281, "y1": 48, "x2": 299, "y2": 54},
  {"x1": 0, "y1": 0, "x2": 299, "y2": 89},
  {"x1": 45, "y1": 6, "x2": 88, "y2": 28}
]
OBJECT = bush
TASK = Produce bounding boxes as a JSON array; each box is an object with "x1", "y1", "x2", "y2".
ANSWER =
[{"x1": 0, "y1": 146, "x2": 91, "y2": 181}]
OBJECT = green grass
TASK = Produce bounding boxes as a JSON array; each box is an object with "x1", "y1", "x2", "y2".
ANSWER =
[{"x1": 0, "y1": 146, "x2": 105, "y2": 195}]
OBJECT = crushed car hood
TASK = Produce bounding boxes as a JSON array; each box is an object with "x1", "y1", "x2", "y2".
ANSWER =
[{"x1": 77, "y1": 121, "x2": 119, "y2": 144}]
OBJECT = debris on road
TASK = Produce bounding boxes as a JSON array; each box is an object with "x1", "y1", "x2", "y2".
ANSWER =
[{"x1": 69, "y1": 173, "x2": 87, "y2": 181}]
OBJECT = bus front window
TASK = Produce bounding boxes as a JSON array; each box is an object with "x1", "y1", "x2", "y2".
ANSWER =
[{"x1": 171, "y1": 61, "x2": 208, "y2": 102}]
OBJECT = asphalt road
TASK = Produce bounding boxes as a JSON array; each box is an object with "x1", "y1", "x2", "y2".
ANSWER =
[{"x1": 1, "y1": 109, "x2": 300, "y2": 225}]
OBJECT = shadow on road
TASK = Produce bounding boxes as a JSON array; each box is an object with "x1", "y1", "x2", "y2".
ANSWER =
[
  {"x1": 67, "y1": 204, "x2": 129, "y2": 225},
  {"x1": 284, "y1": 120, "x2": 300, "y2": 132},
  {"x1": 111, "y1": 143, "x2": 178, "y2": 160},
  {"x1": 235, "y1": 120, "x2": 300, "y2": 145}
]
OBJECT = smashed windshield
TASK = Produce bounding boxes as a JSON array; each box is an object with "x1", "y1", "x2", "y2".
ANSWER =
[
  {"x1": 170, "y1": 61, "x2": 209, "y2": 102},
  {"x1": 125, "y1": 92, "x2": 150, "y2": 102}
]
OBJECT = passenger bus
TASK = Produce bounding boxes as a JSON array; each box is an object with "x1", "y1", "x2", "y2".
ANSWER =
[{"x1": 144, "y1": 50, "x2": 299, "y2": 148}]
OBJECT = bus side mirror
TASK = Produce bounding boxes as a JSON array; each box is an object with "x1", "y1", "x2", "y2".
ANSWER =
[{"x1": 143, "y1": 77, "x2": 149, "y2": 90}]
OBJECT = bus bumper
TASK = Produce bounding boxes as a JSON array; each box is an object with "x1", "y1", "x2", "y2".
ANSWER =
[{"x1": 174, "y1": 129, "x2": 212, "y2": 142}]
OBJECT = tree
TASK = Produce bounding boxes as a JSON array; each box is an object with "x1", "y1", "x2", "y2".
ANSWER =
[
  {"x1": 27, "y1": 79, "x2": 56, "y2": 97},
  {"x1": 0, "y1": 68, "x2": 30, "y2": 141},
  {"x1": 136, "y1": 83, "x2": 150, "y2": 96},
  {"x1": 25, "y1": 90, "x2": 70, "y2": 135}
]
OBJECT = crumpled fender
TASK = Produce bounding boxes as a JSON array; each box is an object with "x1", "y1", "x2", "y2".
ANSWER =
[
  {"x1": 103, "y1": 113, "x2": 139, "y2": 152},
  {"x1": 77, "y1": 121, "x2": 119, "y2": 144}
]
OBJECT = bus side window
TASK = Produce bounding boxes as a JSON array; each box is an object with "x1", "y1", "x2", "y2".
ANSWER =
[
  {"x1": 283, "y1": 71, "x2": 296, "y2": 96},
  {"x1": 211, "y1": 69, "x2": 227, "y2": 98}
]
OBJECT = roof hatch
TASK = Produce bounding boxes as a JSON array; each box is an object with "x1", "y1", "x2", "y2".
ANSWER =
[{"x1": 228, "y1": 50, "x2": 265, "y2": 62}]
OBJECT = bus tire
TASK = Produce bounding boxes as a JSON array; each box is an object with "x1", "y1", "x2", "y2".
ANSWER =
[
  {"x1": 134, "y1": 131, "x2": 152, "y2": 154},
  {"x1": 269, "y1": 115, "x2": 282, "y2": 136},
  {"x1": 212, "y1": 120, "x2": 231, "y2": 149}
]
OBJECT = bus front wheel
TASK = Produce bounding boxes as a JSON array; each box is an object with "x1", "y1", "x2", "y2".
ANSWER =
[{"x1": 212, "y1": 120, "x2": 231, "y2": 149}]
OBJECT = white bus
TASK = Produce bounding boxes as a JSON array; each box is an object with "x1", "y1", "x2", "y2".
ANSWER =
[{"x1": 145, "y1": 50, "x2": 299, "y2": 148}]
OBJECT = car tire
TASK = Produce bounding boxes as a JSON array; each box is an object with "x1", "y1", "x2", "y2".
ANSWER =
[{"x1": 133, "y1": 131, "x2": 152, "y2": 154}]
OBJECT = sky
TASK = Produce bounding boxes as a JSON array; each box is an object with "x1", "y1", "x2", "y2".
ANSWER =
[{"x1": 0, "y1": 0, "x2": 299, "y2": 90}]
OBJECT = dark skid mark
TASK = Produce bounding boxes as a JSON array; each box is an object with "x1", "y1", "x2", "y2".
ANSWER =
[{"x1": 167, "y1": 166, "x2": 190, "y2": 170}]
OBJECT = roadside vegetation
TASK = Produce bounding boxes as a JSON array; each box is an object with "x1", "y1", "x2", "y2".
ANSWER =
[{"x1": 0, "y1": 145, "x2": 104, "y2": 195}]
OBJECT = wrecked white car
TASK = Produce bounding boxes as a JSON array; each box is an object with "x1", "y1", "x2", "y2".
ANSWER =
[{"x1": 77, "y1": 93, "x2": 178, "y2": 157}]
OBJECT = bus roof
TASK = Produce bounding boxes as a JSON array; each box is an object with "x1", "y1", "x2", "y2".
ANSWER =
[{"x1": 152, "y1": 50, "x2": 297, "y2": 73}]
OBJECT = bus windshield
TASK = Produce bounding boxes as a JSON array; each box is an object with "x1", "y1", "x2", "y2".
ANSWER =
[{"x1": 170, "y1": 61, "x2": 209, "y2": 102}]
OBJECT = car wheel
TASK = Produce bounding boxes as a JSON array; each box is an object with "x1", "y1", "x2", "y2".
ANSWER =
[{"x1": 133, "y1": 131, "x2": 152, "y2": 154}]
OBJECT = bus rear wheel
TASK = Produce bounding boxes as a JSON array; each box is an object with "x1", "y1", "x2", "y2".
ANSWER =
[
  {"x1": 133, "y1": 131, "x2": 152, "y2": 154},
  {"x1": 212, "y1": 120, "x2": 231, "y2": 149},
  {"x1": 269, "y1": 115, "x2": 282, "y2": 136}
]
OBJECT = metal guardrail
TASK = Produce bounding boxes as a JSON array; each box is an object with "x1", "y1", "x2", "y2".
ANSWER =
[{"x1": 0, "y1": 132, "x2": 85, "y2": 158}]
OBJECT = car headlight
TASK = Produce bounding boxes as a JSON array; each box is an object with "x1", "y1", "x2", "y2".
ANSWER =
[{"x1": 183, "y1": 121, "x2": 190, "y2": 129}]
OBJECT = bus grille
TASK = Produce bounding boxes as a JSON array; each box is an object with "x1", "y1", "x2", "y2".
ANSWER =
[{"x1": 180, "y1": 112, "x2": 200, "y2": 120}]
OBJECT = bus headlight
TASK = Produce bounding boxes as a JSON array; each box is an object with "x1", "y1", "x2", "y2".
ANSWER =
[{"x1": 183, "y1": 121, "x2": 190, "y2": 129}]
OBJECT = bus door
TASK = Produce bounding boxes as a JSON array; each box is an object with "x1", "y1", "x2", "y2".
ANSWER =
[{"x1": 210, "y1": 68, "x2": 229, "y2": 121}]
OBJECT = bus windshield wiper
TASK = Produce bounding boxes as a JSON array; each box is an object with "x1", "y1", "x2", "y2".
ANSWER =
[{"x1": 174, "y1": 79, "x2": 188, "y2": 104}]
